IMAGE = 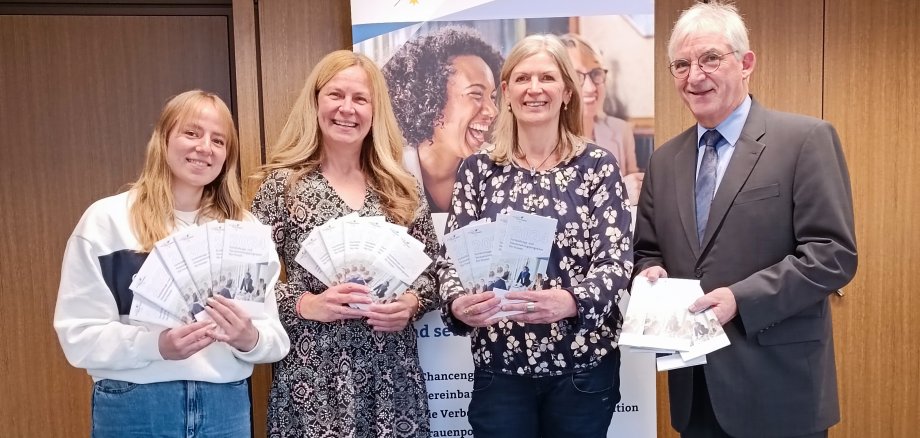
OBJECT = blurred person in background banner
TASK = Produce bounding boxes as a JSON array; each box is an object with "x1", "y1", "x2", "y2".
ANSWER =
[
  {"x1": 562, "y1": 33, "x2": 643, "y2": 205},
  {"x1": 54, "y1": 90, "x2": 290, "y2": 437},
  {"x1": 438, "y1": 34, "x2": 633, "y2": 438},
  {"x1": 383, "y1": 26, "x2": 503, "y2": 215},
  {"x1": 251, "y1": 50, "x2": 440, "y2": 438}
]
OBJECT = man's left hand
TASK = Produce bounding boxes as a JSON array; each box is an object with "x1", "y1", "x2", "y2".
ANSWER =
[{"x1": 689, "y1": 287, "x2": 737, "y2": 325}]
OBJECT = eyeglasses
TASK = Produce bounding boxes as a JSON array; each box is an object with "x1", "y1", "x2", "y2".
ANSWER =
[
  {"x1": 668, "y1": 50, "x2": 738, "y2": 79},
  {"x1": 575, "y1": 68, "x2": 607, "y2": 85}
]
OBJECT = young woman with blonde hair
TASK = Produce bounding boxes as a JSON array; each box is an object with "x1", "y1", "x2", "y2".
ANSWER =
[
  {"x1": 54, "y1": 90, "x2": 290, "y2": 437},
  {"x1": 251, "y1": 50, "x2": 440, "y2": 437}
]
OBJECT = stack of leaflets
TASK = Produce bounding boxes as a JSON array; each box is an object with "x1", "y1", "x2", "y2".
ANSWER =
[
  {"x1": 129, "y1": 220, "x2": 278, "y2": 328},
  {"x1": 442, "y1": 209, "x2": 557, "y2": 320},
  {"x1": 294, "y1": 213, "x2": 433, "y2": 308},
  {"x1": 619, "y1": 277, "x2": 731, "y2": 371}
]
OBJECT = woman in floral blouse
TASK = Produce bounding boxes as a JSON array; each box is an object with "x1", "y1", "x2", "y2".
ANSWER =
[
  {"x1": 438, "y1": 34, "x2": 633, "y2": 438},
  {"x1": 251, "y1": 51, "x2": 440, "y2": 438}
]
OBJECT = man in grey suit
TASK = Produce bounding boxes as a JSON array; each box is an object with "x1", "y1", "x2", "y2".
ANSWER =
[{"x1": 634, "y1": 2, "x2": 857, "y2": 437}]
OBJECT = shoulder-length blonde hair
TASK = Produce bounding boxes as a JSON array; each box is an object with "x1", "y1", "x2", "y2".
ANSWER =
[
  {"x1": 490, "y1": 34, "x2": 585, "y2": 165},
  {"x1": 254, "y1": 50, "x2": 420, "y2": 225},
  {"x1": 130, "y1": 90, "x2": 245, "y2": 251}
]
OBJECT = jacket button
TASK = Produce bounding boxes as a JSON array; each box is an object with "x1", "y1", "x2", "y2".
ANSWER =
[{"x1": 695, "y1": 268, "x2": 703, "y2": 278}]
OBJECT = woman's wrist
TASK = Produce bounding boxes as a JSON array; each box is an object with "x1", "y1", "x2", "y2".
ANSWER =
[
  {"x1": 404, "y1": 292, "x2": 421, "y2": 318},
  {"x1": 295, "y1": 293, "x2": 310, "y2": 319}
]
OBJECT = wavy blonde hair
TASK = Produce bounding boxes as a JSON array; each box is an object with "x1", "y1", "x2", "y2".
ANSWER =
[
  {"x1": 253, "y1": 50, "x2": 420, "y2": 225},
  {"x1": 129, "y1": 90, "x2": 245, "y2": 251},
  {"x1": 490, "y1": 34, "x2": 585, "y2": 165}
]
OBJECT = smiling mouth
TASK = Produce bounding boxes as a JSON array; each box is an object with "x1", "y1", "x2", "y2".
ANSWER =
[
  {"x1": 523, "y1": 101, "x2": 548, "y2": 107},
  {"x1": 333, "y1": 120, "x2": 358, "y2": 128},
  {"x1": 186, "y1": 158, "x2": 211, "y2": 167},
  {"x1": 467, "y1": 124, "x2": 488, "y2": 145}
]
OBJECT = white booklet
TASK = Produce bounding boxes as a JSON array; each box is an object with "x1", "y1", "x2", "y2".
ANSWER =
[
  {"x1": 295, "y1": 215, "x2": 431, "y2": 307},
  {"x1": 443, "y1": 209, "x2": 557, "y2": 315},
  {"x1": 154, "y1": 235, "x2": 207, "y2": 317},
  {"x1": 219, "y1": 220, "x2": 278, "y2": 315},
  {"x1": 295, "y1": 229, "x2": 333, "y2": 286},
  {"x1": 619, "y1": 277, "x2": 730, "y2": 370},
  {"x1": 129, "y1": 248, "x2": 192, "y2": 325},
  {"x1": 206, "y1": 222, "x2": 225, "y2": 288},
  {"x1": 128, "y1": 220, "x2": 278, "y2": 326},
  {"x1": 173, "y1": 225, "x2": 213, "y2": 303}
]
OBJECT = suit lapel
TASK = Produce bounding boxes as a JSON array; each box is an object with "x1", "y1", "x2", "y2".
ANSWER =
[
  {"x1": 700, "y1": 101, "x2": 767, "y2": 250},
  {"x1": 674, "y1": 129, "x2": 702, "y2": 257}
]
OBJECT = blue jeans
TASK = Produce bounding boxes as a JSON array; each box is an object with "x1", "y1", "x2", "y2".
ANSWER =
[
  {"x1": 468, "y1": 349, "x2": 620, "y2": 438},
  {"x1": 91, "y1": 379, "x2": 251, "y2": 437}
]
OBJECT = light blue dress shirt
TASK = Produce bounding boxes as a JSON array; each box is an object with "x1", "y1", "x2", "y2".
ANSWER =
[{"x1": 695, "y1": 95, "x2": 752, "y2": 190}]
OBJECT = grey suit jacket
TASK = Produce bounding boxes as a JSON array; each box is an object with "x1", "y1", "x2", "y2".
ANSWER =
[{"x1": 634, "y1": 99, "x2": 857, "y2": 437}]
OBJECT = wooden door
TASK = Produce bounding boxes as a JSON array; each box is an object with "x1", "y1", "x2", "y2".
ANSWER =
[{"x1": 0, "y1": 10, "x2": 233, "y2": 436}]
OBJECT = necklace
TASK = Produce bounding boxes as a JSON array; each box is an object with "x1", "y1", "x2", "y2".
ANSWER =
[{"x1": 518, "y1": 143, "x2": 560, "y2": 176}]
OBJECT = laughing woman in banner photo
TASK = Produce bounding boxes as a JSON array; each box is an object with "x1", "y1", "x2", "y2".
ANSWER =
[
  {"x1": 250, "y1": 50, "x2": 440, "y2": 438},
  {"x1": 438, "y1": 35, "x2": 633, "y2": 438},
  {"x1": 53, "y1": 90, "x2": 290, "y2": 437},
  {"x1": 382, "y1": 26, "x2": 503, "y2": 217},
  {"x1": 561, "y1": 33, "x2": 643, "y2": 206}
]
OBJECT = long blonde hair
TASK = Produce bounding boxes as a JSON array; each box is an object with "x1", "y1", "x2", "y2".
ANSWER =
[
  {"x1": 254, "y1": 50, "x2": 420, "y2": 225},
  {"x1": 490, "y1": 34, "x2": 585, "y2": 165},
  {"x1": 130, "y1": 90, "x2": 245, "y2": 251}
]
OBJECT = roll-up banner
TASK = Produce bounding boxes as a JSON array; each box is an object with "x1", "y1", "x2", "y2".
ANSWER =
[{"x1": 352, "y1": 1, "x2": 656, "y2": 436}]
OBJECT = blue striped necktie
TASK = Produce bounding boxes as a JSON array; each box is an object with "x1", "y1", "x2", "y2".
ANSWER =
[{"x1": 695, "y1": 129, "x2": 723, "y2": 244}]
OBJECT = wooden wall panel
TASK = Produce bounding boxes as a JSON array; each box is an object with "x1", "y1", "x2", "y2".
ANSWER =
[
  {"x1": 0, "y1": 14, "x2": 232, "y2": 436},
  {"x1": 824, "y1": 0, "x2": 920, "y2": 436},
  {"x1": 233, "y1": 0, "x2": 264, "y2": 197},
  {"x1": 257, "y1": 0, "x2": 352, "y2": 155}
]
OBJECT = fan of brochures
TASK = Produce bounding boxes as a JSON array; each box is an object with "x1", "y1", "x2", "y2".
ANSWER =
[
  {"x1": 442, "y1": 209, "x2": 557, "y2": 320},
  {"x1": 129, "y1": 220, "x2": 278, "y2": 327},
  {"x1": 619, "y1": 277, "x2": 731, "y2": 371},
  {"x1": 295, "y1": 213, "x2": 433, "y2": 308}
]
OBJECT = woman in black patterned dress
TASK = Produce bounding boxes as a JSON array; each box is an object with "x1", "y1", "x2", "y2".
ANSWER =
[
  {"x1": 251, "y1": 50, "x2": 440, "y2": 438},
  {"x1": 438, "y1": 35, "x2": 634, "y2": 438}
]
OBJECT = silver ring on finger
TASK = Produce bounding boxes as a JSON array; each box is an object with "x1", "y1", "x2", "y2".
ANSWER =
[{"x1": 525, "y1": 302, "x2": 536, "y2": 313}]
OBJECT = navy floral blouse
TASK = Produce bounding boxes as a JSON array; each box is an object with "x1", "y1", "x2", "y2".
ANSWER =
[{"x1": 439, "y1": 143, "x2": 633, "y2": 376}]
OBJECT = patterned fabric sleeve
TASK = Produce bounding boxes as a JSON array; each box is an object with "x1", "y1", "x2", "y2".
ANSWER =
[
  {"x1": 437, "y1": 156, "x2": 484, "y2": 335},
  {"x1": 564, "y1": 149, "x2": 634, "y2": 336},
  {"x1": 407, "y1": 192, "x2": 442, "y2": 320},
  {"x1": 250, "y1": 169, "x2": 302, "y2": 330}
]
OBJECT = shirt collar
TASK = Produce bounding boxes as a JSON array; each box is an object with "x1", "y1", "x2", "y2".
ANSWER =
[{"x1": 696, "y1": 95, "x2": 752, "y2": 148}]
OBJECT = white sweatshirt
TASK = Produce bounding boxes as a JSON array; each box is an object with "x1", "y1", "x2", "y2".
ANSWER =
[{"x1": 54, "y1": 191, "x2": 290, "y2": 384}]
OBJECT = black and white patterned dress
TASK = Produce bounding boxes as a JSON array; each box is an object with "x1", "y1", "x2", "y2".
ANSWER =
[
  {"x1": 439, "y1": 144, "x2": 633, "y2": 376},
  {"x1": 251, "y1": 169, "x2": 440, "y2": 438}
]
